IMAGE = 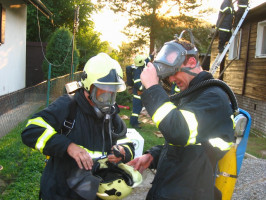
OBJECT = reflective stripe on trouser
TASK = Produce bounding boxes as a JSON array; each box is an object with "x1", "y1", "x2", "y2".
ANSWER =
[{"x1": 130, "y1": 95, "x2": 142, "y2": 125}]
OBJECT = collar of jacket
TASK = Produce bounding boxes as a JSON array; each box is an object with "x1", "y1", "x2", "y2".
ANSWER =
[
  {"x1": 75, "y1": 89, "x2": 98, "y2": 117},
  {"x1": 188, "y1": 71, "x2": 213, "y2": 88}
]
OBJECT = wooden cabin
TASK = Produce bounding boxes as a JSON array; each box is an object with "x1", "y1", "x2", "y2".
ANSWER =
[{"x1": 211, "y1": 2, "x2": 266, "y2": 135}]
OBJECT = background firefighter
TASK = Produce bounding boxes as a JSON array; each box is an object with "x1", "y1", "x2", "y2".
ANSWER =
[{"x1": 216, "y1": 0, "x2": 234, "y2": 53}]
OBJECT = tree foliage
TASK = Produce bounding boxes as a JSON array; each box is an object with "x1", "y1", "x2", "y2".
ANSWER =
[
  {"x1": 75, "y1": 27, "x2": 109, "y2": 71},
  {"x1": 98, "y1": 0, "x2": 212, "y2": 54},
  {"x1": 42, "y1": 27, "x2": 79, "y2": 79},
  {"x1": 27, "y1": 0, "x2": 109, "y2": 70},
  {"x1": 27, "y1": 0, "x2": 95, "y2": 42}
]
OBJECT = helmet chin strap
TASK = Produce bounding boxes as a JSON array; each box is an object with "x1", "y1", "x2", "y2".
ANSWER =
[{"x1": 179, "y1": 61, "x2": 200, "y2": 76}]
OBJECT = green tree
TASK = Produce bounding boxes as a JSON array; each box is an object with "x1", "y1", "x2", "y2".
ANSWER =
[
  {"x1": 75, "y1": 27, "x2": 109, "y2": 71},
  {"x1": 27, "y1": 0, "x2": 95, "y2": 42},
  {"x1": 98, "y1": 0, "x2": 203, "y2": 53},
  {"x1": 42, "y1": 27, "x2": 79, "y2": 79},
  {"x1": 27, "y1": 0, "x2": 111, "y2": 71}
]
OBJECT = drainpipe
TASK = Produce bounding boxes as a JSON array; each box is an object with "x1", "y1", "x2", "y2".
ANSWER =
[{"x1": 242, "y1": 24, "x2": 251, "y2": 95}]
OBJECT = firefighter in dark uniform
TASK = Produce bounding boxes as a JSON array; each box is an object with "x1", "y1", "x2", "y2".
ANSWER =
[
  {"x1": 128, "y1": 39, "x2": 235, "y2": 199},
  {"x1": 21, "y1": 53, "x2": 136, "y2": 200},
  {"x1": 216, "y1": 0, "x2": 233, "y2": 53},
  {"x1": 234, "y1": 0, "x2": 249, "y2": 28},
  {"x1": 130, "y1": 54, "x2": 154, "y2": 129},
  {"x1": 170, "y1": 82, "x2": 180, "y2": 95}
]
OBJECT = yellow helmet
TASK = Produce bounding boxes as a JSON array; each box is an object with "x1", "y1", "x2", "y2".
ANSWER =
[
  {"x1": 94, "y1": 158, "x2": 142, "y2": 200},
  {"x1": 134, "y1": 55, "x2": 146, "y2": 67},
  {"x1": 81, "y1": 53, "x2": 126, "y2": 92}
]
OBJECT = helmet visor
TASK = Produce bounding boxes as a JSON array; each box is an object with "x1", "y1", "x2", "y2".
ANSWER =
[{"x1": 94, "y1": 69, "x2": 126, "y2": 92}]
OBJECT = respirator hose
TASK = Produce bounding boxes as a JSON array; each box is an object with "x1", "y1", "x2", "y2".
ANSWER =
[{"x1": 169, "y1": 79, "x2": 239, "y2": 114}]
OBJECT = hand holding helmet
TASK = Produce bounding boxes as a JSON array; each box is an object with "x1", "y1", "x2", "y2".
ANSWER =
[
  {"x1": 127, "y1": 153, "x2": 154, "y2": 174},
  {"x1": 67, "y1": 143, "x2": 94, "y2": 170},
  {"x1": 108, "y1": 145, "x2": 126, "y2": 163}
]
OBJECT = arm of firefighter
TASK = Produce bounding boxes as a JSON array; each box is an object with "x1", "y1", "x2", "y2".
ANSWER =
[
  {"x1": 141, "y1": 85, "x2": 192, "y2": 146},
  {"x1": 111, "y1": 114, "x2": 135, "y2": 162},
  {"x1": 220, "y1": 2, "x2": 232, "y2": 15},
  {"x1": 145, "y1": 145, "x2": 163, "y2": 169},
  {"x1": 142, "y1": 84, "x2": 234, "y2": 148},
  {"x1": 21, "y1": 96, "x2": 73, "y2": 157}
]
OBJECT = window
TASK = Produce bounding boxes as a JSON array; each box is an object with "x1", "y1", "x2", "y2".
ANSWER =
[
  {"x1": 255, "y1": 20, "x2": 266, "y2": 58},
  {"x1": 228, "y1": 30, "x2": 242, "y2": 60},
  {"x1": 0, "y1": 4, "x2": 6, "y2": 45}
]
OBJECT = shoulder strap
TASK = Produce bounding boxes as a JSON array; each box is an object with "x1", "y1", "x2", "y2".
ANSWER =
[{"x1": 62, "y1": 94, "x2": 78, "y2": 136}]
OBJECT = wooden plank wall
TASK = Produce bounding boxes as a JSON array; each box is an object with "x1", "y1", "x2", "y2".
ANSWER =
[{"x1": 210, "y1": 21, "x2": 266, "y2": 102}]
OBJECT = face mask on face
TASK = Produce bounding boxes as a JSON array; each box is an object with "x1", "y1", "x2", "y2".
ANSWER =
[
  {"x1": 90, "y1": 86, "x2": 117, "y2": 114},
  {"x1": 153, "y1": 41, "x2": 198, "y2": 79}
]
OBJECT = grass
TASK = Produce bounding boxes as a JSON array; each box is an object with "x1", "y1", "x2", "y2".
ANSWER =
[
  {"x1": 0, "y1": 106, "x2": 265, "y2": 199},
  {"x1": 246, "y1": 129, "x2": 266, "y2": 158}
]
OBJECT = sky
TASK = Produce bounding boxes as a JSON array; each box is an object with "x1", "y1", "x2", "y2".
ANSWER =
[{"x1": 91, "y1": 0, "x2": 266, "y2": 50}]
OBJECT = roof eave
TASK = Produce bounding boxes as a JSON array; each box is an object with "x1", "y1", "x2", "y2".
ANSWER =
[{"x1": 23, "y1": 0, "x2": 53, "y2": 19}]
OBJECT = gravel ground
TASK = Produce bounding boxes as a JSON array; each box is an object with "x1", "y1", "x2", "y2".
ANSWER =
[
  {"x1": 232, "y1": 157, "x2": 266, "y2": 200},
  {"x1": 125, "y1": 157, "x2": 266, "y2": 200}
]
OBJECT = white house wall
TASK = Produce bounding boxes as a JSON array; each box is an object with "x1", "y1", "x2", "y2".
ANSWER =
[{"x1": 0, "y1": 0, "x2": 26, "y2": 96}]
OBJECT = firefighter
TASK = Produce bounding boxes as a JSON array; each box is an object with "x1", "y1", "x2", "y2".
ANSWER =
[
  {"x1": 170, "y1": 82, "x2": 180, "y2": 95},
  {"x1": 216, "y1": 0, "x2": 233, "y2": 53},
  {"x1": 130, "y1": 53, "x2": 154, "y2": 129},
  {"x1": 128, "y1": 38, "x2": 235, "y2": 199},
  {"x1": 234, "y1": 0, "x2": 249, "y2": 28},
  {"x1": 21, "y1": 53, "x2": 135, "y2": 200}
]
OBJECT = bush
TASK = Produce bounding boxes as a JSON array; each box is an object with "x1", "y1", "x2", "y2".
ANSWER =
[
  {"x1": 116, "y1": 89, "x2": 132, "y2": 106},
  {"x1": 42, "y1": 27, "x2": 79, "y2": 79}
]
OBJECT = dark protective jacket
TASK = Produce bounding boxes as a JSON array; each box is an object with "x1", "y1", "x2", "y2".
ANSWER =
[
  {"x1": 21, "y1": 89, "x2": 134, "y2": 200},
  {"x1": 142, "y1": 71, "x2": 235, "y2": 200},
  {"x1": 216, "y1": 0, "x2": 233, "y2": 31}
]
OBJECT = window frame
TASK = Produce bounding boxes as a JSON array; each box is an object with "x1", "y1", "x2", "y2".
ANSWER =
[
  {"x1": 0, "y1": 3, "x2": 6, "y2": 45},
  {"x1": 228, "y1": 29, "x2": 242, "y2": 60},
  {"x1": 255, "y1": 20, "x2": 266, "y2": 58}
]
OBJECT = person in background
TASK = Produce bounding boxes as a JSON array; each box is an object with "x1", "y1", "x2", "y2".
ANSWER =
[
  {"x1": 216, "y1": 0, "x2": 233, "y2": 53},
  {"x1": 21, "y1": 53, "x2": 135, "y2": 200},
  {"x1": 130, "y1": 52, "x2": 155, "y2": 129},
  {"x1": 128, "y1": 38, "x2": 235, "y2": 199},
  {"x1": 170, "y1": 82, "x2": 180, "y2": 95},
  {"x1": 233, "y1": 0, "x2": 249, "y2": 28}
]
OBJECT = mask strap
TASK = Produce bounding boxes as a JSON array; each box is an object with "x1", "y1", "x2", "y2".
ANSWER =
[{"x1": 180, "y1": 61, "x2": 200, "y2": 76}]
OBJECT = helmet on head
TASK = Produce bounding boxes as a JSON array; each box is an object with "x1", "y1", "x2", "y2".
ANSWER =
[
  {"x1": 94, "y1": 158, "x2": 142, "y2": 200},
  {"x1": 153, "y1": 29, "x2": 199, "y2": 79},
  {"x1": 81, "y1": 53, "x2": 126, "y2": 113},
  {"x1": 81, "y1": 53, "x2": 125, "y2": 92},
  {"x1": 134, "y1": 55, "x2": 146, "y2": 67}
]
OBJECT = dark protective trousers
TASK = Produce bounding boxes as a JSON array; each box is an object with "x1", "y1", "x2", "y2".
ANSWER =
[
  {"x1": 218, "y1": 30, "x2": 231, "y2": 53},
  {"x1": 130, "y1": 95, "x2": 142, "y2": 126}
]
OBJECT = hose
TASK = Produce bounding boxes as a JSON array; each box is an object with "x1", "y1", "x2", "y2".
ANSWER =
[{"x1": 169, "y1": 79, "x2": 239, "y2": 114}]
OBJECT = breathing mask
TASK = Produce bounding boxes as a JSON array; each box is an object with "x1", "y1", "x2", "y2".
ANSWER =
[
  {"x1": 153, "y1": 29, "x2": 199, "y2": 79},
  {"x1": 90, "y1": 85, "x2": 117, "y2": 114}
]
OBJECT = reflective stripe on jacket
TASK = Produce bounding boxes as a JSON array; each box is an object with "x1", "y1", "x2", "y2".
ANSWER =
[{"x1": 216, "y1": 0, "x2": 233, "y2": 30}]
